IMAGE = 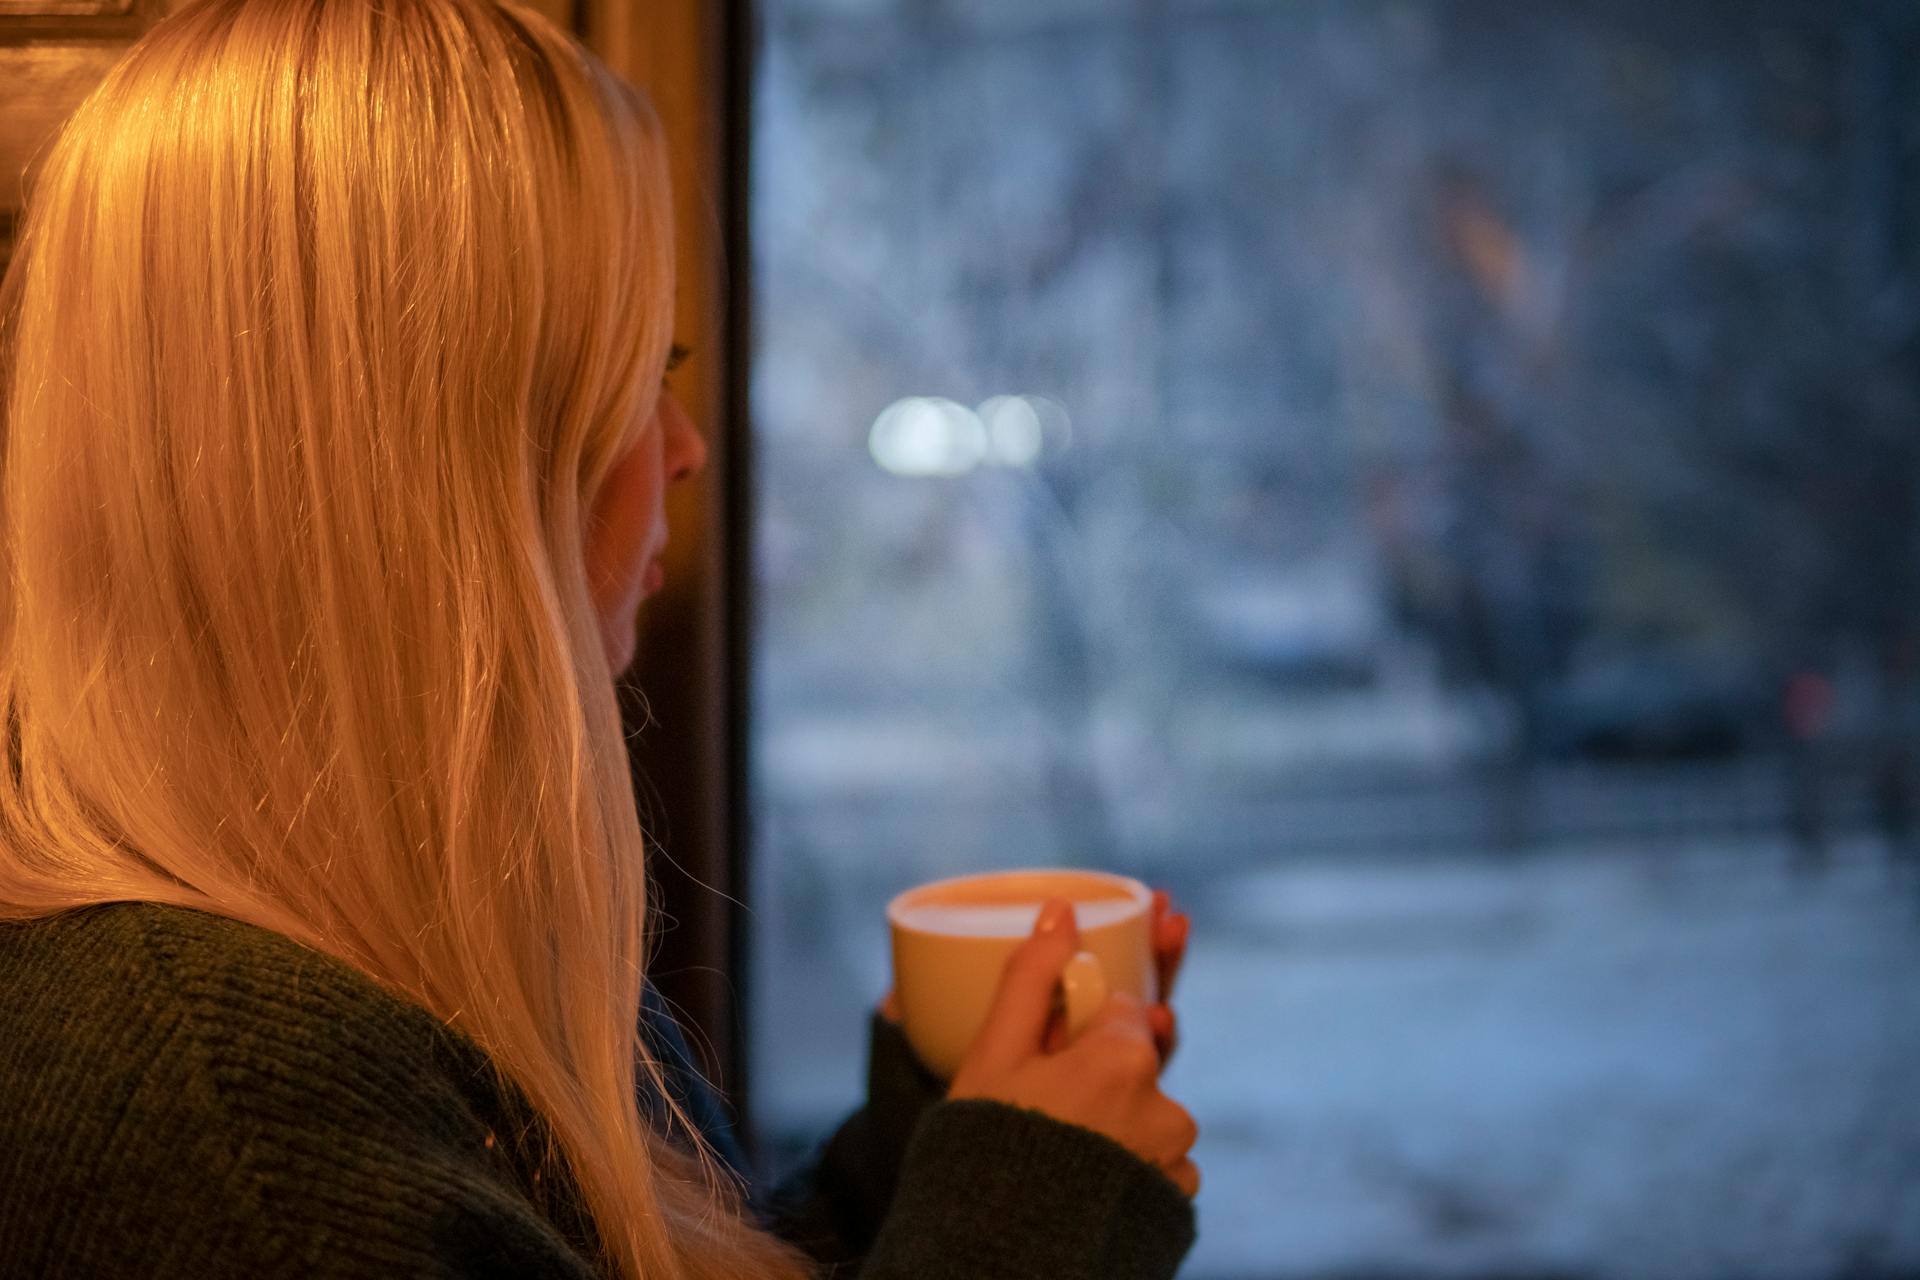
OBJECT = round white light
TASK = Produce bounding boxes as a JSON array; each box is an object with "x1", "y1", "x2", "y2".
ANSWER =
[
  {"x1": 978, "y1": 395, "x2": 1044, "y2": 467},
  {"x1": 868, "y1": 396, "x2": 988, "y2": 477}
]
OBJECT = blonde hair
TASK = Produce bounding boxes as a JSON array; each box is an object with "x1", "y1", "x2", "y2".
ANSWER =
[{"x1": 0, "y1": 1, "x2": 810, "y2": 1276}]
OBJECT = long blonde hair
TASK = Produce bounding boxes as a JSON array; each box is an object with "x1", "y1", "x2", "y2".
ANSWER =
[{"x1": 0, "y1": 2, "x2": 810, "y2": 1276}]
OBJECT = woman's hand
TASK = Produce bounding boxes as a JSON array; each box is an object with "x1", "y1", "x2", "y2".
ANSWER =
[
  {"x1": 877, "y1": 884, "x2": 1190, "y2": 1067},
  {"x1": 941, "y1": 898, "x2": 1201, "y2": 1199}
]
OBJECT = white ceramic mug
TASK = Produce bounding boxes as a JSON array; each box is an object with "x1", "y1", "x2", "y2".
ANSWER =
[{"x1": 886, "y1": 867, "x2": 1158, "y2": 1080}]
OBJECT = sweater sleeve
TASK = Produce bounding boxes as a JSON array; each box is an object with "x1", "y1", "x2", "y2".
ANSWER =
[
  {"x1": 760, "y1": 1011, "x2": 1196, "y2": 1279},
  {"x1": 857, "y1": 1099, "x2": 1197, "y2": 1280},
  {"x1": 757, "y1": 1008, "x2": 949, "y2": 1263}
]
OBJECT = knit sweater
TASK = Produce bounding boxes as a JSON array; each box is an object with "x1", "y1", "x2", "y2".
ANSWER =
[{"x1": 0, "y1": 901, "x2": 1195, "y2": 1278}]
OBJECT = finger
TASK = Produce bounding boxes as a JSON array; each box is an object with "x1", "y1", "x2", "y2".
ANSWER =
[
  {"x1": 967, "y1": 898, "x2": 1081, "y2": 1068},
  {"x1": 878, "y1": 986, "x2": 902, "y2": 1024},
  {"x1": 1151, "y1": 891, "x2": 1177, "y2": 948},
  {"x1": 1153, "y1": 1097, "x2": 1200, "y2": 1163},
  {"x1": 1065, "y1": 992, "x2": 1161, "y2": 1081},
  {"x1": 1041, "y1": 1011, "x2": 1072, "y2": 1054},
  {"x1": 1155, "y1": 912, "x2": 1190, "y2": 1000},
  {"x1": 1147, "y1": 1002, "x2": 1178, "y2": 1068},
  {"x1": 1163, "y1": 1155, "x2": 1201, "y2": 1200},
  {"x1": 1077, "y1": 988, "x2": 1155, "y2": 1047}
]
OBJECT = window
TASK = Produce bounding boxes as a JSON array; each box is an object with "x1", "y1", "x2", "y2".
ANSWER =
[{"x1": 748, "y1": 3, "x2": 1920, "y2": 1274}]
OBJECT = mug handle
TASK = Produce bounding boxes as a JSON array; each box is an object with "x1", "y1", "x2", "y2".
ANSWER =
[{"x1": 1054, "y1": 950, "x2": 1108, "y2": 1040}]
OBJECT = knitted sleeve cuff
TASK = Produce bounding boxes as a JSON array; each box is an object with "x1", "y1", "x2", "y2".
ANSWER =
[
  {"x1": 862, "y1": 1097, "x2": 1196, "y2": 1280},
  {"x1": 862, "y1": 1009, "x2": 948, "y2": 1164},
  {"x1": 752, "y1": 1010, "x2": 951, "y2": 1260}
]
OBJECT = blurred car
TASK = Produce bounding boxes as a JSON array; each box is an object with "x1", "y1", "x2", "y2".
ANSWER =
[
  {"x1": 1186, "y1": 557, "x2": 1385, "y2": 689},
  {"x1": 1538, "y1": 647, "x2": 1766, "y2": 760}
]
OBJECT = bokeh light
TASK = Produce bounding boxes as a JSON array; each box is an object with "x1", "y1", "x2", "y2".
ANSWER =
[
  {"x1": 977, "y1": 394, "x2": 1043, "y2": 466},
  {"x1": 868, "y1": 396, "x2": 988, "y2": 477},
  {"x1": 872, "y1": 393, "x2": 1070, "y2": 475}
]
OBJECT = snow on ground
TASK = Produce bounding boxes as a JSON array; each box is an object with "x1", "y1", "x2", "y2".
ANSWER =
[
  {"x1": 1171, "y1": 838, "x2": 1920, "y2": 1279},
  {"x1": 751, "y1": 836, "x2": 1920, "y2": 1278}
]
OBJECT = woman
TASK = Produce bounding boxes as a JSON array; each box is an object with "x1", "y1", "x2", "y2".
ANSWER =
[{"x1": 0, "y1": 1, "x2": 1199, "y2": 1277}]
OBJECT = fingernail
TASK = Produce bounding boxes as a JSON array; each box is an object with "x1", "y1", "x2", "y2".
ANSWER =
[{"x1": 1036, "y1": 899, "x2": 1072, "y2": 935}]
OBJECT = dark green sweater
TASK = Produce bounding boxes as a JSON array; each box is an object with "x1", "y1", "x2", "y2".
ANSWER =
[{"x1": 0, "y1": 901, "x2": 1195, "y2": 1278}]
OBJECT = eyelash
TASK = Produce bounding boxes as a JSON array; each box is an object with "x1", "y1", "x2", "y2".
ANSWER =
[{"x1": 666, "y1": 343, "x2": 692, "y2": 375}]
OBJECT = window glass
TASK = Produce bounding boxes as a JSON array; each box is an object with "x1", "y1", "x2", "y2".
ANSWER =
[{"x1": 749, "y1": 3, "x2": 1920, "y2": 1274}]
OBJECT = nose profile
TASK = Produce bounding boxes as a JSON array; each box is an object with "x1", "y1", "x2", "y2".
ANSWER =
[{"x1": 661, "y1": 391, "x2": 708, "y2": 483}]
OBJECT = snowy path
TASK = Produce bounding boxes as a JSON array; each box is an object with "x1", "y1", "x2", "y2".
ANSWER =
[{"x1": 1173, "y1": 840, "x2": 1920, "y2": 1278}]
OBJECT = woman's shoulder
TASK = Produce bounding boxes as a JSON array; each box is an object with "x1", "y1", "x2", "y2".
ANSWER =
[
  {"x1": 0, "y1": 900, "x2": 519, "y2": 1143},
  {"x1": 0, "y1": 901, "x2": 596, "y2": 1278},
  {"x1": 2, "y1": 896, "x2": 385, "y2": 993},
  {"x1": 1, "y1": 899, "x2": 460, "y2": 1075}
]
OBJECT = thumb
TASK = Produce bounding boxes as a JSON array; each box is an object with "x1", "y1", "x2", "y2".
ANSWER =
[{"x1": 968, "y1": 898, "x2": 1081, "y2": 1069}]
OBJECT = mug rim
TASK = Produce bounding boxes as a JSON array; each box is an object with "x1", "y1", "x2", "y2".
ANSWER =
[{"x1": 886, "y1": 866, "x2": 1150, "y2": 932}]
